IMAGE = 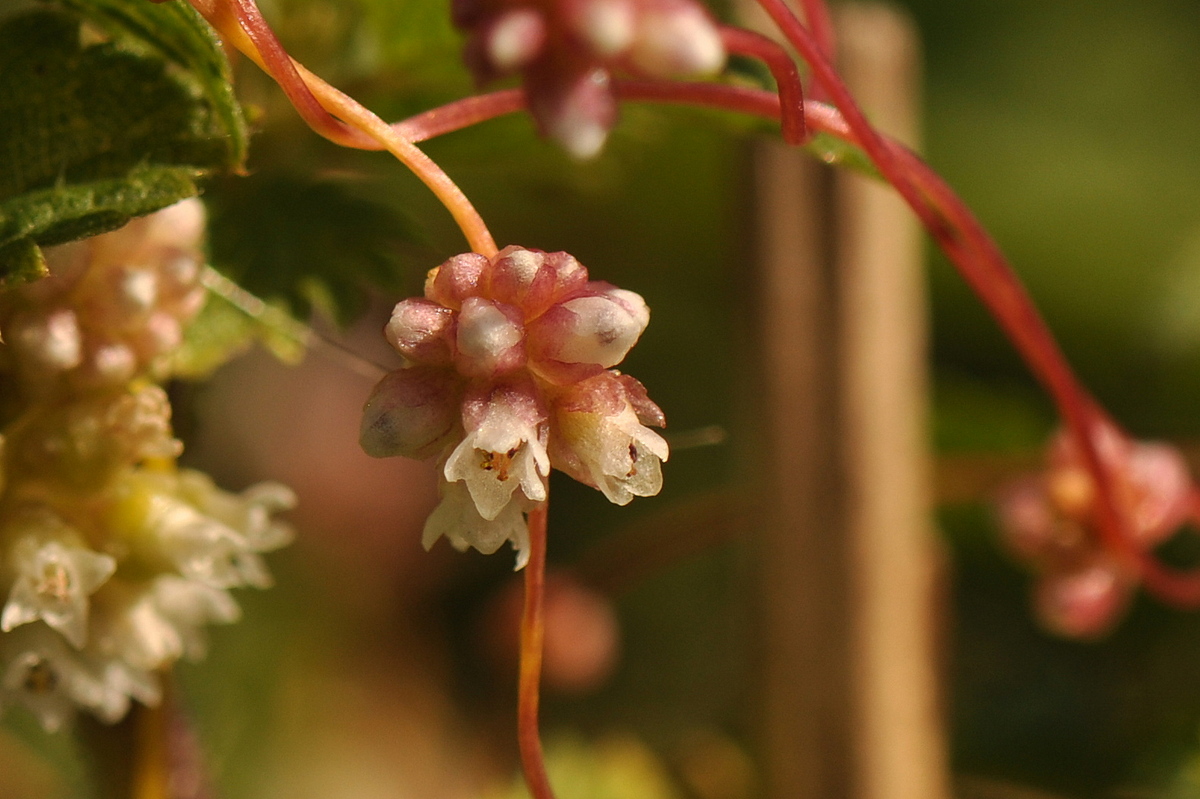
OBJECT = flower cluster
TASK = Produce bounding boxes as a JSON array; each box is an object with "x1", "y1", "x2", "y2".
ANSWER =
[
  {"x1": 0, "y1": 201, "x2": 293, "y2": 732},
  {"x1": 995, "y1": 423, "x2": 1192, "y2": 638},
  {"x1": 361, "y1": 246, "x2": 667, "y2": 568},
  {"x1": 453, "y1": 0, "x2": 726, "y2": 157}
]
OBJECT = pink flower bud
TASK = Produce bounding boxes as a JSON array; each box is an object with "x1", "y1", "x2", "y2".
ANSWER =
[
  {"x1": 527, "y1": 284, "x2": 648, "y2": 382},
  {"x1": 565, "y1": 0, "x2": 636, "y2": 57},
  {"x1": 454, "y1": 298, "x2": 526, "y2": 377},
  {"x1": 628, "y1": 1, "x2": 725, "y2": 78},
  {"x1": 995, "y1": 477, "x2": 1060, "y2": 563},
  {"x1": 426, "y1": 252, "x2": 490, "y2": 309},
  {"x1": 385, "y1": 298, "x2": 456, "y2": 365},
  {"x1": 1125, "y1": 442, "x2": 1191, "y2": 546},
  {"x1": 12, "y1": 309, "x2": 83, "y2": 372},
  {"x1": 360, "y1": 367, "x2": 462, "y2": 459},
  {"x1": 488, "y1": 247, "x2": 588, "y2": 320},
  {"x1": 1034, "y1": 558, "x2": 1132, "y2": 640},
  {"x1": 526, "y1": 60, "x2": 617, "y2": 160},
  {"x1": 485, "y1": 8, "x2": 547, "y2": 71}
]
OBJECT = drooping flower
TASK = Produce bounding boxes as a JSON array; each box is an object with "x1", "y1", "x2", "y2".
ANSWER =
[
  {"x1": 550, "y1": 371, "x2": 667, "y2": 505},
  {"x1": 362, "y1": 246, "x2": 667, "y2": 567}
]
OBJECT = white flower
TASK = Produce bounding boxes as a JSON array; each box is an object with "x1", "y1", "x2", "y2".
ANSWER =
[
  {"x1": 92, "y1": 577, "x2": 241, "y2": 672},
  {"x1": 552, "y1": 373, "x2": 669, "y2": 505},
  {"x1": 444, "y1": 381, "x2": 549, "y2": 520},
  {"x1": 0, "y1": 625, "x2": 156, "y2": 732},
  {"x1": 0, "y1": 628, "x2": 89, "y2": 732},
  {"x1": 422, "y1": 481, "x2": 532, "y2": 569},
  {"x1": 1, "y1": 513, "x2": 117, "y2": 648},
  {"x1": 116, "y1": 469, "x2": 293, "y2": 590}
]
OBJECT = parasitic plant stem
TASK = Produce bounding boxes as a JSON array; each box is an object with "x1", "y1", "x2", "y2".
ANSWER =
[{"x1": 518, "y1": 503, "x2": 557, "y2": 799}]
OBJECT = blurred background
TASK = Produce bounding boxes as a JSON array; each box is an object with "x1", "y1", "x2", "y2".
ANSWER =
[{"x1": 8, "y1": 0, "x2": 1200, "y2": 796}]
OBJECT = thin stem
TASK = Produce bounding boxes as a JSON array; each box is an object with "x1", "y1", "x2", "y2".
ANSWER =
[
  {"x1": 751, "y1": 0, "x2": 1163, "y2": 594},
  {"x1": 719, "y1": 27, "x2": 807, "y2": 145},
  {"x1": 395, "y1": 89, "x2": 527, "y2": 144},
  {"x1": 188, "y1": 0, "x2": 498, "y2": 256},
  {"x1": 133, "y1": 699, "x2": 169, "y2": 799},
  {"x1": 518, "y1": 503, "x2": 556, "y2": 799},
  {"x1": 799, "y1": 0, "x2": 837, "y2": 90}
]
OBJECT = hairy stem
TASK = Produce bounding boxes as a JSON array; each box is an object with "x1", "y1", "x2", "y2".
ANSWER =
[{"x1": 518, "y1": 503, "x2": 556, "y2": 799}]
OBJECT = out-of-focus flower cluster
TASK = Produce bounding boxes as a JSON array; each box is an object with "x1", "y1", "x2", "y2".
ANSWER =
[
  {"x1": 0, "y1": 201, "x2": 293, "y2": 732},
  {"x1": 361, "y1": 246, "x2": 667, "y2": 568},
  {"x1": 454, "y1": 0, "x2": 726, "y2": 157},
  {"x1": 996, "y1": 423, "x2": 1192, "y2": 639}
]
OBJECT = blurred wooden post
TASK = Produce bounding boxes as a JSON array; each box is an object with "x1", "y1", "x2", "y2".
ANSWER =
[{"x1": 750, "y1": 6, "x2": 949, "y2": 799}]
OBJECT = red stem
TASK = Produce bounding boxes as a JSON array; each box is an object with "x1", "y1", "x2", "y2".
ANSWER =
[
  {"x1": 719, "y1": 27, "x2": 807, "y2": 145},
  {"x1": 226, "y1": 0, "x2": 375, "y2": 148},
  {"x1": 751, "y1": 0, "x2": 1182, "y2": 597},
  {"x1": 800, "y1": 0, "x2": 837, "y2": 82},
  {"x1": 518, "y1": 503, "x2": 556, "y2": 799}
]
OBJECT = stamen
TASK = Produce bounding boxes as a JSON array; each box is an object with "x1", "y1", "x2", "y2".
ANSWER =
[
  {"x1": 24, "y1": 659, "x2": 58, "y2": 694},
  {"x1": 479, "y1": 448, "x2": 521, "y2": 481}
]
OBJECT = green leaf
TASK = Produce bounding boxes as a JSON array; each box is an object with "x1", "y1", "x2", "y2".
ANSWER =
[
  {"x1": 173, "y1": 291, "x2": 307, "y2": 380},
  {"x1": 55, "y1": 0, "x2": 248, "y2": 168},
  {"x1": 803, "y1": 131, "x2": 882, "y2": 180},
  {"x1": 0, "y1": 164, "x2": 202, "y2": 251},
  {"x1": 0, "y1": 6, "x2": 245, "y2": 282},
  {"x1": 206, "y1": 174, "x2": 429, "y2": 325}
]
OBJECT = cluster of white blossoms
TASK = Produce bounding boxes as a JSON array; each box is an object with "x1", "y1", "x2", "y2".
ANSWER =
[
  {"x1": 361, "y1": 246, "x2": 667, "y2": 568},
  {"x1": 0, "y1": 200, "x2": 294, "y2": 732}
]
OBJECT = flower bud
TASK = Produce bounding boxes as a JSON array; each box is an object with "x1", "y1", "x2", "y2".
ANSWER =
[
  {"x1": 360, "y1": 367, "x2": 462, "y2": 459},
  {"x1": 486, "y1": 8, "x2": 547, "y2": 71},
  {"x1": 566, "y1": 0, "x2": 636, "y2": 56},
  {"x1": 528, "y1": 285, "x2": 648, "y2": 382},
  {"x1": 526, "y1": 61, "x2": 617, "y2": 160},
  {"x1": 426, "y1": 252, "x2": 490, "y2": 310},
  {"x1": 489, "y1": 247, "x2": 589, "y2": 320},
  {"x1": 454, "y1": 297, "x2": 526, "y2": 377},
  {"x1": 1034, "y1": 557, "x2": 1132, "y2": 640},
  {"x1": 385, "y1": 298, "x2": 456, "y2": 365},
  {"x1": 629, "y1": 2, "x2": 725, "y2": 78}
]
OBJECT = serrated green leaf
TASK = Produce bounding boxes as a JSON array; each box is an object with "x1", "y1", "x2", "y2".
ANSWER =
[
  {"x1": 0, "y1": 164, "x2": 202, "y2": 251},
  {"x1": 206, "y1": 174, "x2": 429, "y2": 325},
  {"x1": 55, "y1": 0, "x2": 248, "y2": 168},
  {"x1": 0, "y1": 7, "x2": 245, "y2": 282}
]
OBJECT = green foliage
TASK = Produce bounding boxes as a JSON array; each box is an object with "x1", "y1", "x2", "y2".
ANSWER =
[
  {"x1": 57, "y1": 0, "x2": 248, "y2": 168},
  {"x1": 173, "y1": 290, "x2": 308, "y2": 380},
  {"x1": 0, "y1": 2, "x2": 245, "y2": 284},
  {"x1": 205, "y1": 174, "x2": 428, "y2": 325}
]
